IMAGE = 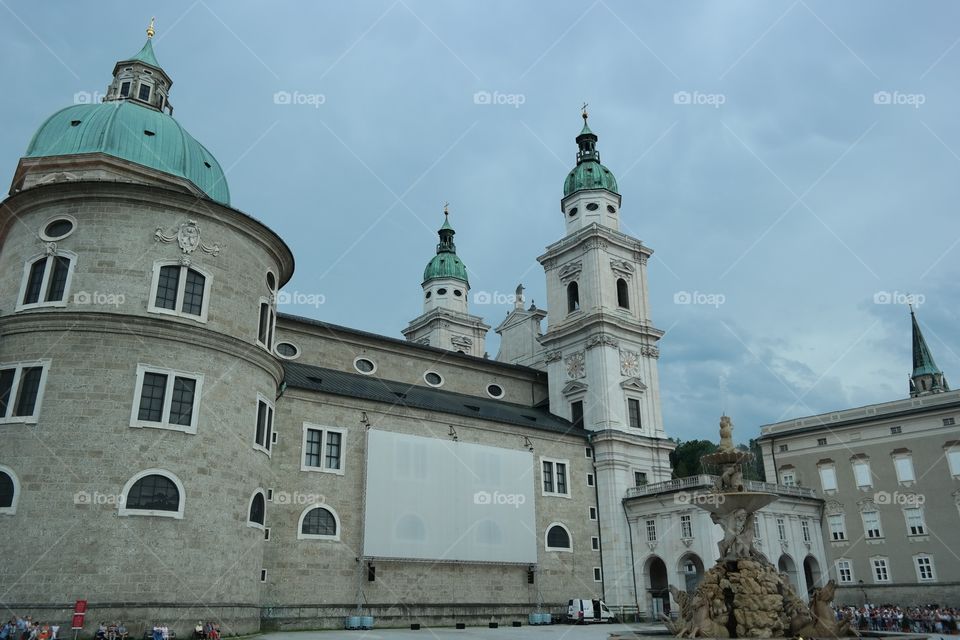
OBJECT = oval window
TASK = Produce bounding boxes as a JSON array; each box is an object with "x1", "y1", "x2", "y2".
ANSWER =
[
  {"x1": 486, "y1": 384, "x2": 505, "y2": 399},
  {"x1": 275, "y1": 342, "x2": 299, "y2": 359},
  {"x1": 586, "y1": 203, "x2": 599, "y2": 211},
  {"x1": 266, "y1": 271, "x2": 277, "y2": 291},
  {"x1": 425, "y1": 291, "x2": 432, "y2": 299},
  {"x1": 354, "y1": 357, "x2": 376, "y2": 374},
  {"x1": 454, "y1": 290, "x2": 462, "y2": 297},
  {"x1": 41, "y1": 217, "x2": 75, "y2": 241},
  {"x1": 437, "y1": 288, "x2": 447, "y2": 295},
  {"x1": 568, "y1": 207, "x2": 578, "y2": 217},
  {"x1": 424, "y1": 371, "x2": 444, "y2": 387},
  {"x1": 607, "y1": 205, "x2": 617, "y2": 213}
]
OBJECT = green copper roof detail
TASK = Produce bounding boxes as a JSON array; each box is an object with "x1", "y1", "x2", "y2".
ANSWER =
[
  {"x1": 423, "y1": 212, "x2": 468, "y2": 284},
  {"x1": 26, "y1": 101, "x2": 230, "y2": 205},
  {"x1": 129, "y1": 38, "x2": 161, "y2": 69},
  {"x1": 911, "y1": 310, "x2": 942, "y2": 377},
  {"x1": 563, "y1": 112, "x2": 618, "y2": 197}
]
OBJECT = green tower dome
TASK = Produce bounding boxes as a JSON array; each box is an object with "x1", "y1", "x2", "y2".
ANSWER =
[
  {"x1": 23, "y1": 30, "x2": 230, "y2": 205},
  {"x1": 562, "y1": 113, "x2": 618, "y2": 197},
  {"x1": 422, "y1": 211, "x2": 469, "y2": 284}
]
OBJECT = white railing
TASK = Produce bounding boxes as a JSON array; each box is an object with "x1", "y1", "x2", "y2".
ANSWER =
[{"x1": 624, "y1": 475, "x2": 816, "y2": 499}]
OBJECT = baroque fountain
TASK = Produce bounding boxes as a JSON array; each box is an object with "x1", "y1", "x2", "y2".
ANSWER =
[{"x1": 663, "y1": 416, "x2": 854, "y2": 638}]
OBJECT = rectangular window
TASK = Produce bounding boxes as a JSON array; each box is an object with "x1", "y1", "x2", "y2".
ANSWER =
[
  {"x1": 591, "y1": 536, "x2": 600, "y2": 551},
  {"x1": 120, "y1": 81, "x2": 131, "y2": 96},
  {"x1": 802, "y1": 519, "x2": 811, "y2": 543},
  {"x1": 777, "y1": 517, "x2": 786, "y2": 541},
  {"x1": 819, "y1": 466, "x2": 838, "y2": 492},
  {"x1": 586, "y1": 473, "x2": 594, "y2": 487},
  {"x1": 904, "y1": 507, "x2": 926, "y2": 535},
  {"x1": 253, "y1": 396, "x2": 274, "y2": 453},
  {"x1": 836, "y1": 560, "x2": 853, "y2": 584},
  {"x1": 944, "y1": 417, "x2": 956, "y2": 426},
  {"x1": 754, "y1": 515, "x2": 762, "y2": 540},
  {"x1": 862, "y1": 511, "x2": 882, "y2": 539},
  {"x1": 646, "y1": 518, "x2": 657, "y2": 542},
  {"x1": 259, "y1": 569, "x2": 267, "y2": 583},
  {"x1": 541, "y1": 457, "x2": 570, "y2": 497},
  {"x1": 589, "y1": 506, "x2": 597, "y2": 520},
  {"x1": 780, "y1": 471, "x2": 796, "y2": 486},
  {"x1": 894, "y1": 456, "x2": 915, "y2": 483},
  {"x1": 778, "y1": 444, "x2": 788, "y2": 452},
  {"x1": 628, "y1": 398, "x2": 641, "y2": 429},
  {"x1": 852, "y1": 460, "x2": 872, "y2": 488},
  {"x1": 634, "y1": 471, "x2": 648, "y2": 486},
  {"x1": 301, "y1": 424, "x2": 346, "y2": 474},
  {"x1": 131, "y1": 365, "x2": 202, "y2": 433},
  {"x1": 828, "y1": 514, "x2": 846, "y2": 541},
  {"x1": 18, "y1": 254, "x2": 74, "y2": 309},
  {"x1": 585, "y1": 446, "x2": 592, "y2": 458},
  {"x1": 263, "y1": 527, "x2": 271, "y2": 541},
  {"x1": 0, "y1": 361, "x2": 49, "y2": 423},
  {"x1": 149, "y1": 263, "x2": 210, "y2": 321},
  {"x1": 890, "y1": 425, "x2": 902, "y2": 434},
  {"x1": 915, "y1": 556, "x2": 935, "y2": 581},
  {"x1": 138, "y1": 83, "x2": 152, "y2": 101},
  {"x1": 817, "y1": 437, "x2": 827, "y2": 446},
  {"x1": 946, "y1": 449, "x2": 960, "y2": 477},
  {"x1": 570, "y1": 400, "x2": 584, "y2": 429},
  {"x1": 872, "y1": 557, "x2": 890, "y2": 583},
  {"x1": 680, "y1": 514, "x2": 693, "y2": 538},
  {"x1": 593, "y1": 567, "x2": 602, "y2": 582}
]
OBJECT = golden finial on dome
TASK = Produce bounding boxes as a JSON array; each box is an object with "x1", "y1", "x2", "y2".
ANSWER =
[
  {"x1": 581, "y1": 102, "x2": 589, "y2": 121},
  {"x1": 146, "y1": 17, "x2": 156, "y2": 39},
  {"x1": 443, "y1": 201, "x2": 449, "y2": 215}
]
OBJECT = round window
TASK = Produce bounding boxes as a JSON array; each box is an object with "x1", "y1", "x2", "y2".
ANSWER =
[
  {"x1": 424, "y1": 371, "x2": 444, "y2": 387},
  {"x1": 437, "y1": 288, "x2": 448, "y2": 295},
  {"x1": 607, "y1": 205, "x2": 617, "y2": 213},
  {"x1": 266, "y1": 271, "x2": 277, "y2": 291},
  {"x1": 41, "y1": 217, "x2": 75, "y2": 241},
  {"x1": 275, "y1": 342, "x2": 299, "y2": 359},
  {"x1": 568, "y1": 207, "x2": 578, "y2": 217},
  {"x1": 354, "y1": 357, "x2": 376, "y2": 374},
  {"x1": 454, "y1": 290, "x2": 462, "y2": 297},
  {"x1": 486, "y1": 384, "x2": 505, "y2": 399},
  {"x1": 586, "y1": 203, "x2": 599, "y2": 211}
]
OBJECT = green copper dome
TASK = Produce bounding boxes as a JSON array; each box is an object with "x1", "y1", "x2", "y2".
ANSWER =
[
  {"x1": 422, "y1": 212, "x2": 469, "y2": 284},
  {"x1": 563, "y1": 114, "x2": 618, "y2": 197},
  {"x1": 25, "y1": 101, "x2": 230, "y2": 205}
]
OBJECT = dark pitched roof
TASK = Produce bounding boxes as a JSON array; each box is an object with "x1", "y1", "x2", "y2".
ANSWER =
[{"x1": 282, "y1": 361, "x2": 586, "y2": 438}]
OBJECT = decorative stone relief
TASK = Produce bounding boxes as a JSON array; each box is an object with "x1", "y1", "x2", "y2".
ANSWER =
[
  {"x1": 620, "y1": 349, "x2": 640, "y2": 376},
  {"x1": 638, "y1": 254, "x2": 648, "y2": 266},
  {"x1": 44, "y1": 242, "x2": 58, "y2": 255},
  {"x1": 640, "y1": 345, "x2": 660, "y2": 359},
  {"x1": 610, "y1": 258, "x2": 635, "y2": 278},
  {"x1": 544, "y1": 350, "x2": 562, "y2": 363},
  {"x1": 586, "y1": 334, "x2": 618, "y2": 349},
  {"x1": 155, "y1": 220, "x2": 222, "y2": 257},
  {"x1": 416, "y1": 338, "x2": 430, "y2": 346},
  {"x1": 557, "y1": 261, "x2": 582, "y2": 282},
  {"x1": 825, "y1": 500, "x2": 844, "y2": 515},
  {"x1": 565, "y1": 352, "x2": 585, "y2": 379},
  {"x1": 561, "y1": 380, "x2": 588, "y2": 396},
  {"x1": 450, "y1": 335, "x2": 473, "y2": 349}
]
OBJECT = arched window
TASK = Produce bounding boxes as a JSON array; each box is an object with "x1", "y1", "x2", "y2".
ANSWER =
[
  {"x1": 567, "y1": 282, "x2": 580, "y2": 313},
  {"x1": 248, "y1": 490, "x2": 266, "y2": 528},
  {"x1": 545, "y1": 523, "x2": 572, "y2": 551},
  {"x1": 149, "y1": 262, "x2": 212, "y2": 322},
  {"x1": 0, "y1": 466, "x2": 20, "y2": 515},
  {"x1": 617, "y1": 278, "x2": 629, "y2": 309},
  {"x1": 17, "y1": 251, "x2": 77, "y2": 311},
  {"x1": 298, "y1": 505, "x2": 340, "y2": 540},
  {"x1": 119, "y1": 469, "x2": 185, "y2": 519}
]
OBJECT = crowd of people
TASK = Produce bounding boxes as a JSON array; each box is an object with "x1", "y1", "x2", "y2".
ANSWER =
[
  {"x1": 837, "y1": 604, "x2": 959, "y2": 634},
  {"x1": 1, "y1": 617, "x2": 59, "y2": 640},
  {"x1": 94, "y1": 622, "x2": 129, "y2": 640},
  {"x1": 191, "y1": 622, "x2": 219, "y2": 640}
]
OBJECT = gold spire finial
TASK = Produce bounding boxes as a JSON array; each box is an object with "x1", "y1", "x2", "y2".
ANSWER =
[
  {"x1": 581, "y1": 102, "x2": 589, "y2": 120},
  {"x1": 146, "y1": 17, "x2": 156, "y2": 39}
]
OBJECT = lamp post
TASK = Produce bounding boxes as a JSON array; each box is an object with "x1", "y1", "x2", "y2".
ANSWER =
[{"x1": 859, "y1": 579, "x2": 868, "y2": 607}]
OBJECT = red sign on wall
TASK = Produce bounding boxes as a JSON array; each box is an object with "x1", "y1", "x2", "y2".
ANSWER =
[
  {"x1": 71, "y1": 615, "x2": 85, "y2": 630},
  {"x1": 74, "y1": 600, "x2": 88, "y2": 614}
]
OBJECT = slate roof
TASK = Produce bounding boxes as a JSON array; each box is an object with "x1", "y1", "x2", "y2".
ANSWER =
[{"x1": 283, "y1": 361, "x2": 586, "y2": 438}]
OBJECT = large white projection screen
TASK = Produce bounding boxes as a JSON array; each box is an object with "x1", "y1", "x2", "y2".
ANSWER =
[{"x1": 363, "y1": 430, "x2": 537, "y2": 563}]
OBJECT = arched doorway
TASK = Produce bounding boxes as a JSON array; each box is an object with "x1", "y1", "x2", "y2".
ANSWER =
[
  {"x1": 678, "y1": 553, "x2": 705, "y2": 593},
  {"x1": 644, "y1": 556, "x2": 670, "y2": 618},
  {"x1": 803, "y1": 555, "x2": 823, "y2": 595},
  {"x1": 778, "y1": 554, "x2": 800, "y2": 595}
]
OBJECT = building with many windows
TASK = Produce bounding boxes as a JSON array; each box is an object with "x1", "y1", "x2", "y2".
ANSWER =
[{"x1": 758, "y1": 312, "x2": 960, "y2": 605}]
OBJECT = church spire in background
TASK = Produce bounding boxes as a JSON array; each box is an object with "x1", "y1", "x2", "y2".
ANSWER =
[{"x1": 910, "y1": 307, "x2": 949, "y2": 397}]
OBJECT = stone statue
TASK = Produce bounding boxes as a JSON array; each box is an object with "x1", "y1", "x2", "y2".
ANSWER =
[
  {"x1": 791, "y1": 580, "x2": 853, "y2": 638},
  {"x1": 716, "y1": 463, "x2": 745, "y2": 492},
  {"x1": 712, "y1": 507, "x2": 750, "y2": 561},
  {"x1": 664, "y1": 584, "x2": 729, "y2": 638},
  {"x1": 718, "y1": 415, "x2": 734, "y2": 451}
]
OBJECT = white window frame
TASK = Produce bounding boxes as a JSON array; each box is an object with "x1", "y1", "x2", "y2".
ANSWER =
[
  {"x1": 626, "y1": 396, "x2": 642, "y2": 429},
  {"x1": 680, "y1": 513, "x2": 693, "y2": 539},
  {"x1": 301, "y1": 423, "x2": 347, "y2": 475},
  {"x1": 801, "y1": 519, "x2": 811, "y2": 543},
  {"x1": 297, "y1": 504, "x2": 341, "y2": 541},
  {"x1": 777, "y1": 517, "x2": 787, "y2": 541},
  {"x1": 914, "y1": 554, "x2": 936, "y2": 582},
  {"x1": 540, "y1": 456, "x2": 571, "y2": 498},
  {"x1": 871, "y1": 556, "x2": 891, "y2": 583},
  {"x1": 634, "y1": 470, "x2": 648, "y2": 487},
  {"x1": 148, "y1": 261, "x2": 212, "y2": 322},
  {"x1": 586, "y1": 472, "x2": 594, "y2": 487},
  {"x1": 591, "y1": 536, "x2": 600, "y2": 551},
  {"x1": 852, "y1": 459, "x2": 872, "y2": 489},
  {"x1": 903, "y1": 506, "x2": 926, "y2": 536},
  {"x1": 16, "y1": 250, "x2": 78, "y2": 312},
  {"x1": 827, "y1": 513, "x2": 847, "y2": 541},
  {"x1": 544, "y1": 522, "x2": 573, "y2": 552},
  {"x1": 256, "y1": 296, "x2": 276, "y2": 350},
  {"x1": 589, "y1": 506, "x2": 597, "y2": 521},
  {"x1": 645, "y1": 518, "x2": 657, "y2": 542},
  {"x1": 247, "y1": 488, "x2": 266, "y2": 530},
  {"x1": 861, "y1": 510, "x2": 883, "y2": 539},
  {"x1": 818, "y1": 464, "x2": 837, "y2": 492},
  {"x1": 780, "y1": 470, "x2": 796, "y2": 486},
  {"x1": 893, "y1": 453, "x2": 915, "y2": 484},
  {"x1": 754, "y1": 515, "x2": 763, "y2": 541},
  {"x1": 946, "y1": 446, "x2": 960, "y2": 477},
  {"x1": 253, "y1": 393, "x2": 275, "y2": 456},
  {"x1": 0, "y1": 465, "x2": 21, "y2": 515},
  {"x1": 129, "y1": 364, "x2": 203, "y2": 434},
  {"x1": 593, "y1": 567, "x2": 602, "y2": 582},
  {"x1": 835, "y1": 559, "x2": 854, "y2": 584},
  {"x1": 0, "y1": 359, "x2": 51, "y2": 424},
  {"x1": 118, "y1": 468, "x2": 185, "y2": 519}
]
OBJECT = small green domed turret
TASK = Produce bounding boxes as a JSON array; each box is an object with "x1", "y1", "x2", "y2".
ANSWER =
[
  {"x1": 422, "y1": 208, "x2": 469, "y2": 284},
  {"x1": 563, "y1": 110, "x2": 618, "y2": 197}
]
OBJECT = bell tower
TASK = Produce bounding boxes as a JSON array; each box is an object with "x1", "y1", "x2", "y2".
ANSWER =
[{"x1": 538, "y1": 110, "x2": 674, "y2": 611}]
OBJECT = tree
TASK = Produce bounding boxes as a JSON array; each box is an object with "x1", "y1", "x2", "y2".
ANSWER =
[{"x1": 669, "y1": 439, "x2": 718, "y2": 478}]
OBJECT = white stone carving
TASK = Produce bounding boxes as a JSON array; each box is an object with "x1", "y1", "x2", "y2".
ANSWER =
[
  {"x1": 610, "y1": 259, "x2": 635, "y2": 277},
  {"x1": 558, "y1": 260, "x2": 582, "y2": 282},
  {"x1": 155, "y1": 220, "x2": 221, "y2": 257},
  {"x1": 565, "y1": 352, "x2": 585, "y2": 379},
  {"x1": 586, "y1": 334, "x2": 618, "y2": 350},
  {"x1": 641, "y1": 345, "x2": 660, "y2": 359},
  {"x1": 620, "y1": 349, "x2": 640, "y2": 376}
]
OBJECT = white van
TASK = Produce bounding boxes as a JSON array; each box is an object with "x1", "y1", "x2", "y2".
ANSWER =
[{"x1": 566, "y1": 598, "x2": 616, "y2": 623}]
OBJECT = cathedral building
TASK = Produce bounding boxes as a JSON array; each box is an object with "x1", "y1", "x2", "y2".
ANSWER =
[{"x1": 0, "y1": 28, "x2": 825, "y2": 632}]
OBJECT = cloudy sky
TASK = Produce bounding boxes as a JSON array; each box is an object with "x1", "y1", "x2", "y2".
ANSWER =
[{"x1": 2, "y1": 1, "x2": 958, "y2": 442}]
